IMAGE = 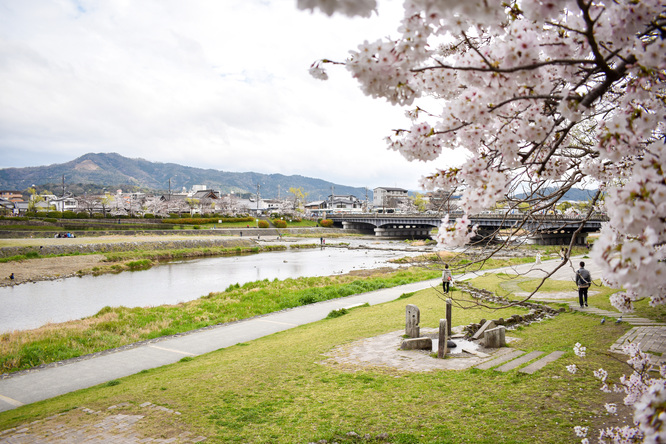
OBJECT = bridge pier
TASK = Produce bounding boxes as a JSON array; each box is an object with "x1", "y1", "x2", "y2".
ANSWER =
[
  {"x1": 341, "y1": 221, "x2": 375, "y2": 234},
  {"x1": 374, "y1": 225, "x2": 433, "y2": 239}
]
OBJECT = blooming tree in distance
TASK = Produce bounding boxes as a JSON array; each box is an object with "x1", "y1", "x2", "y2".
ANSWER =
[
  {"x1": 300, "y1": 0, "x2": 665, "y2": 313},
  {"x1": 299, "y1": 0, "x2": 665, "y2": 441}
]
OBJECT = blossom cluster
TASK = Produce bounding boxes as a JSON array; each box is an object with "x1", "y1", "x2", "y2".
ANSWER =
[
  {"x1": 434, "y1": 214, "x2": 478, "y2": 247},
  {"x1": 571, "y1": 342, "x2": 666, "y2": 442},
  {"x1": 301, "y1": 2, "x2": 666, "y2": 439}
]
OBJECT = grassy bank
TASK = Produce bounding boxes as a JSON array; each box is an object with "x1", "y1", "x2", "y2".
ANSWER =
[
  {"x1": 0, "y1": 267, "x2": 439, "y2": 374},
  {"x1": 0, "y1": 285, "x2": 631, "y2": 443},
  {"x1": 470, "y1": 272, "x2": 666, "y2": 323}
]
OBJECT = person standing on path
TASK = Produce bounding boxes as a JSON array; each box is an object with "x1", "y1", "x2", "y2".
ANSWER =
[
  {"x1": 442, "y1": 264, "x2": 452, "y2": 294},
  {"x1": 575, "y1": 261, "x2": 592, "y2": 308}
]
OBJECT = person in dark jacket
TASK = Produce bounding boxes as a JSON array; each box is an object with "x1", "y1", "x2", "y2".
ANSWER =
[{"x1": 575, "y1": 261, "x2": 592, "y2": 308}]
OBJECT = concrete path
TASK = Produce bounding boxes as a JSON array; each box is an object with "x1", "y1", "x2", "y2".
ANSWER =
[
  {"x1": 0, "y1": 279, "x2": 441, "y2": 413},
  {"x1": 0, "y1": 256, "x2": 656, "y2": 414}
]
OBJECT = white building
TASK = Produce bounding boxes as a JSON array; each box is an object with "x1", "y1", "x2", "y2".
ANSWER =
[{"x1": 373, "y1": 187, "x2": 408, "y2": 211}]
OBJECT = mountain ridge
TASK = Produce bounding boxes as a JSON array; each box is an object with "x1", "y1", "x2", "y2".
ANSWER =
[{"x1": 0, "y1": 153, "x2": 371, "y2": 200}]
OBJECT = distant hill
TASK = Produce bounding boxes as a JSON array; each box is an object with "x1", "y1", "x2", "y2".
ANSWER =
[
  {"x1": 0, "y1": 153, "x2": 370, "y2": 200},
  {"x1": 515, "y1": 187, "x2": 599, "y2": 202}
]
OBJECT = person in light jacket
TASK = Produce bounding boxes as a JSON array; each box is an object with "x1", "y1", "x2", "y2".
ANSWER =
[
  {"x1": 575, "y1": 261, "x2": 592, "y2": 308},
  {"x1": 442, "y1": 264, "x2": 452, "y2": 294}
]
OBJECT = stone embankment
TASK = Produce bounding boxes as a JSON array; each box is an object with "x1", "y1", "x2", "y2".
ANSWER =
[{"x1": 459, "y1": 282, "x2": 566, "y2": 337}]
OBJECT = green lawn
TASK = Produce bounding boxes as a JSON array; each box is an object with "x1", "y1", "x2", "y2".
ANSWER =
[{"x1": 0, "y1": 285, "x2": 631, "y2": 443}]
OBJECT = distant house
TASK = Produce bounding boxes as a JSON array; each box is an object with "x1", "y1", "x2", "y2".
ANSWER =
[
  {"x1": 50, "y1": 197, "x2": 78, "y2": 212},
  {"x1": 236, "y1": 198, "x2": 271, "y2": 215},
  {"x1": 0, "y1": 198, "x2": 15, "y2": 214},
  {"x1": 304, "y1": 200, "x2": 326, "y2": 212},
  {"x1": 309, "y1": 195, "x2": 364, "y2": 214},
  {"x1": 191, "y1": 189, "x2": 220, "y2": 200},
  {"x1": 0, "y1": 199, "x2": 28, "y2": 215},
  {"x1": 0, "y1": 190, "x2": 23, "y2": 202},
  {"x1": 373, "y1": 187, "x2": 408, "y2": 211}
]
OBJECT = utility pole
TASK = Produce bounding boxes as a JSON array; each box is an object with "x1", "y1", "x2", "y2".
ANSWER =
[
  {"x1": 61, "y1": 174, "x2": 65, "y2": 197},
  {"x1": 256, "y1": 184, "x2": 260, "y2": 215}
]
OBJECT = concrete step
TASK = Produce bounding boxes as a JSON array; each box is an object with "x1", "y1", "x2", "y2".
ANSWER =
[
  {"x1": 495, "y1": 351, "x2": 544, "y2": 372},
  {"x1": 519, "y1": 351, "x2": 565, "y2": 374},
  {"x1": 475, "y1": 349, "x2": 525, "y2": 370}
]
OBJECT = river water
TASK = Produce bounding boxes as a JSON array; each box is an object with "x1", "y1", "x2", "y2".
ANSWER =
[{"x1": 0, "y1": 241, "x2": 426, "y2": 333}]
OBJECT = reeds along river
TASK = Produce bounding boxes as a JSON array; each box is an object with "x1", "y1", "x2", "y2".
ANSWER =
[{"x1": 0, "y1": 242, "x2": 424, "y2": 333}]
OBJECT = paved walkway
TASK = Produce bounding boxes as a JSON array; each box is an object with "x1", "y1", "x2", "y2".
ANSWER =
[{"x1": 1, "y1": 256, "x2": 663, "y2": 415}]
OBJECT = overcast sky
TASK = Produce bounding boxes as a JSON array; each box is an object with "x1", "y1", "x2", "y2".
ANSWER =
[{"x1": 0, "y1": 0, "x2": 465, "y2": 190}]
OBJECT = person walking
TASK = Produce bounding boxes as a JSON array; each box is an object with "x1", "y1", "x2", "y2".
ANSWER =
[
  {"x1": 575, "y1": 261, "x2": 592, "y2": 308},
  {"x1": 442, "y1": 264, "x2": 452, "y2": 294}
]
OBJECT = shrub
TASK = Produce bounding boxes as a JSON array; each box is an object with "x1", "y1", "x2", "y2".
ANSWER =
[
  {"x1": 76, "y1": 212, "x2": 88, "y2": 219},
  {"x1": 319, "y1": 219, "x2": 334, "y2": 227},
  {"x1": 62, "y1": 211, "x2": 77, "y2": 219},
  {"x1": 326, "y1": 308, "x2": 349, "y2": 319},
  {"x1": 47, "y1": 211, "x2": 62, "y2": 218},
  {"x1": 273, "y1": 219, "x2": 287, "y2": 228},
  {"x1": 258, "y1": 220, "x2": 270, "y2": 228},
  {"x1": 143, "y1": 213, "x2": 155, "y2": 219}
]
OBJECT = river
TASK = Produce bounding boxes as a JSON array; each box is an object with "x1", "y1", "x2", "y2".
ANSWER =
[{"x1": 0, "y1": 240, "x2": 427, "y2": 333}]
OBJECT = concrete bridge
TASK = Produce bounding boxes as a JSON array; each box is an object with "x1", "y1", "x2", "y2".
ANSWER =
[{"x1": 327, "y1": 213, "x2": 607, "y2": 245}]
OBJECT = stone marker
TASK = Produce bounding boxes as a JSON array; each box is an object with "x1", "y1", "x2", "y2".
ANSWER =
[
  {"x1": 400, "y1": 337, "x2": 432, "y2": 350},
  {"x1": 472, "y1": 320, "x2": 496, "y2": 340},
  {"x1": 406, "y1": 304, "x2": 420, "y2": 338},
  {"x1": 446, "y1": 298, "x2": 452, "y2": 336},
  {"x1": 438, "y1": 319, "x2": 448, "y2": 359},
  {"x1": 483, "y1": 326, "x2": 506, "y2": 348}
]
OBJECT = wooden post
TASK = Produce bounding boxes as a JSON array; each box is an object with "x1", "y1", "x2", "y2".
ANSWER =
[
  {"x1": 446, "y1": 298, "x2": 452, "y2": 336},
  {"x1": 438, "y1": 319, "x2": 448, "y2": 359}
]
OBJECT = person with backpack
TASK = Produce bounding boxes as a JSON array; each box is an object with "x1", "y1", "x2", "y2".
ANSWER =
[{"x1": 575, "y1": 261, "x2": 592, "y2": 308}]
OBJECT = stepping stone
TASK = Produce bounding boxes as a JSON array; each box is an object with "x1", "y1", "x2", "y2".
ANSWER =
[
  {"x1": 461, "y1": 348, "x2": 490, "y2": 358},
  {"x1": 495, "y1": 351, "x2": 544, "y2": 372},
  {"x1": 519, "y1": 351, "x2": 565, "y2": 374},
  {"x1": 475, "y1": 349, "x2": 524, "y2": 370}
]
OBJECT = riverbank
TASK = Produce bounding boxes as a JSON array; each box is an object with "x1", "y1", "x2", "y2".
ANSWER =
[
  {"x1": 0, "y1": 235, "x2": 261, "y2": 286},
  {"x1": 0, "y1": 267, "x2": 439, "y2": 374}
]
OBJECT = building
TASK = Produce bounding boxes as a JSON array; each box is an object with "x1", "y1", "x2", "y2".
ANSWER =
[
  {"x1": 373, "y1": 187, "x2": 408, "y2": 211},
  {"x1": 50, "y1": 197, "x2": 78, "y2": 212},
  {"x1": 307, "y1": 195, "x2": 364, "y2": 214},
  {"x1": 0, "y1": 191, "x2": 23, "y2": 202}
]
